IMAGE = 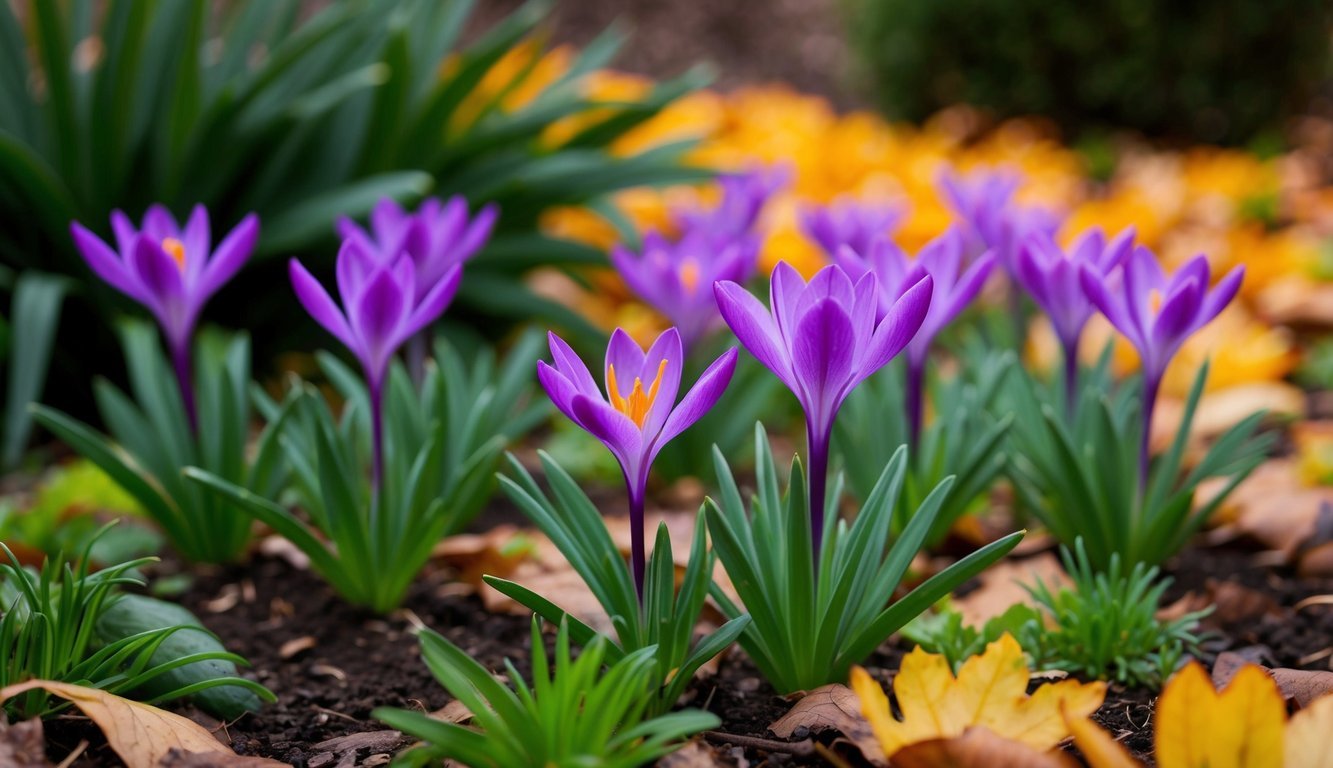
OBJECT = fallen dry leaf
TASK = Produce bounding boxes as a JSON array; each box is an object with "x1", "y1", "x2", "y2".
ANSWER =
[
  {"x1": 767, "y1": 684, "x2": 885, "y2": 766},
  {"x1": 1213, "y1": 651, "x2": 1333, "y2": 708},
  {"x1": 1063, "y1": 708, "x2": 1140, "y2": 768},
  {"x1": 951, "y1": 553, "x2": 1068, "y2": 629},
  {"x1": 889, "y1": 726, "x2": 1081, "y2": 768},
  {"x1": 430, "y1": 700, "x2": 474, "y2": 725},
  {"x1": 1204, "y1": 459, "x2": 1333, "y2": 557},
  {"x1": 1157, "y1": 580, "x2": 1280, "y2": 627},
  {"x1": 657, "y1": 740, "x2": 726, "y2": 767},
  {"x1": 0, "y1": 680, "x2": 288, "y2": 768},
  {"x1": 278, "y1": 636, "x2": 317, "y2": 660},
  {"x1": 1157, "y1": 662, "x2": 1284, "y2": 768},
  {"x1": 1286, "y1": 692, "x2": 1333, "y2": 768},
  {"x1": 0, "y1": 716, "x2": 51, "y2": 768},
  {"x1": 850, "y1": 634, "x2": 1104, "y2": 758}
]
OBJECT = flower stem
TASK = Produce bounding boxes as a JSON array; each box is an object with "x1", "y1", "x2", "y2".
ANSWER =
[
  {"x1": 1062, "y1": 340, "x2": 1079, "y2": 420},
  {"x1": 369, "y1": 378, "x2": 385, "y2": 493},
  {"x1": 807, "y1": 420, "x2": 829, "y2": 560},
  {"x1": 406, "y1": 333, "x2": 428, "y2": 389},
  {"x1": 1139, "y1": 374, "x2": 1160, "y2": 491},
  {"x1": 171, "y1": 340, "x2": 198, "y2": 434},
  {"x1": 628, "y1": 482, "x2": 646, "y2": 602},
  {"x1": 906, "y1": 358, "x2": 925, "y2": 452}
]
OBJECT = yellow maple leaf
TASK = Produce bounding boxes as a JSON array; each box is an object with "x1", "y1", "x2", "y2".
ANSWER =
[
  {"x1": 1155, "y1": 662, "x2": 1286, "y2": 768},
  {"x1": 1285, "y1": 692, "x2": 1333, "y2": 768},
  {"x1": 850, "y1": 633, "x2": 1105, "y2": 758}
]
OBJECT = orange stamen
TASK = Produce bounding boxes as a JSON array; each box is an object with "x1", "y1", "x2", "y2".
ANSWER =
[
  {"x1": 679, "y1": 260, "x2": 701, "y2": 293},
  {"x1": 162, "y1": 237, "x2": 186, "y2": 272},
  {"x1": 607, "y1": 359, "x2": 668, "y2": 428}
]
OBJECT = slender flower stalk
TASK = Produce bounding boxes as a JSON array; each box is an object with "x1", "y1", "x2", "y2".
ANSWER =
[
  {"x1": 337, "y1": 196, "x2": 497, "y2": 380},
  {"x1": 289, "y1": 241, "x2": 462, "y2": 488},
  {"x1": 1080, "y1": 248, "x2": 1243, "y2": 484},
  {"x1": 715, "y1": 263, "x2": 932, "y2": 554},
  {"x1": 70, "y1": 206, "x2": 259, "y2": 431},
  {"x1": 537, "y1": 329, "x2": 737, "y2": 598},
  {"x1": 1015, "y1": 227, "x2": 1135, "y2": 409},
  {"x1": 832, "y1": 228, "x2": 995, "y2": 448},
  {"x1": 610, "y1": 231, "x2": 758, "y2": 351},
  {"x1": 800, "y1": 196, "x2": 907, "y2": 260}
]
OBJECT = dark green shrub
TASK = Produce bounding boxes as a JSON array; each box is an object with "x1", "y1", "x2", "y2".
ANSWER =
[{"x1": 842, "y1": 0, "x2": 1332, "y2": 144}]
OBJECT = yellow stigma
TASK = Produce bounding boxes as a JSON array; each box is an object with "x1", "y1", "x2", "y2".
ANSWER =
[
  {"x1": 607, "y1": 359, "x2": 668, "y2": 428},
  {"x1": 679, "y1": 260, "x2": 701, "y2": 293},
  {"x1": 162, "y1": 237, "x2": 186, "y2": 271}
]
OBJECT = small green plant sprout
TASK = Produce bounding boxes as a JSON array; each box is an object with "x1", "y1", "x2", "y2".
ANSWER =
[
  {"x1": 189, "y1": 332, "x2": 546, "y2": 613},
  {"x1": 0, "y1": 528, "x2": 273, "y2": 720},
  {"x1": 836, "y1": 348, "x2": 1014, "y2": 545},
  {"x1": 706, "y1": 425, "x2": 1023, "y2": 694},
  {"x1": 900, "y1": 602, "x2": 1041, "y2": 673},
  {"x1": 1006, "y1": 352, "x2": 1272, "y2": 571},
  {"x1": 374, "y1": 616, "x2": 719, "y2": 768},
  {"x1": 33, "y1": 320, "x2": 289, "y2": 564},
  {"x1": 1019, "y1": 539, "x2": 1208, "y2": 690}
]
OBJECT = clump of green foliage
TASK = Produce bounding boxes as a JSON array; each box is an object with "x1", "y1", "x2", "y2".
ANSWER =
[
  {"x1": 904, "y1": 541, "x2": 1208, "y2": 690},
  {"x1": 374, "y1": 617, "x2": 718, "y2": 768},
  {"x1": 0, "y1": 528, "x2": 272, "y2": 719}
]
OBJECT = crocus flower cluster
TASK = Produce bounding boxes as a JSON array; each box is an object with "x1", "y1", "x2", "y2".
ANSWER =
[
  {"x1": 538, "y1": 329, "x2": 737, "y2": 597},
  {"x1": 1081, "y1": 248, "x2": 1243, "y2": 482},
  {"x1": 1016, "y1": 227, "x2": 1135, "y2": 405},
  {"x1": 715, "y1": 262, "x2": 932, "y2": 552},
  {"x1": 832, "y1": 227, "x2": 996, "y2": 447},
  {"x1": 609, "y1": 231, "x2": 756, "y2": 351},
  {"x1": 938, "y1": 166, "x2": 1060, "y2": 268},
  {"x1": 290, "y1": 198, "x2": 493, "y2": 488},
  {"x1": 800, "y1": 196, "x2": 907, "y2": 260},
  {"x1": 611, "y1": 167, "x2": 781, "y2": 351},
  {"x1": 71, "y1": 205, "x2": 260, "y2": 430}
]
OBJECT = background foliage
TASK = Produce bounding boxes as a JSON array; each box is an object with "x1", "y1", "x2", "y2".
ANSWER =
[{"x1": 842, "y1": 0, "x2": 1333, "y2": 144}]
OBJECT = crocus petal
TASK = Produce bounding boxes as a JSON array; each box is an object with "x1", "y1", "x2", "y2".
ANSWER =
[
  {"x1": 639, "y1": 328, "x2": 683, "y2": 437},
  {"x1": 197, "y1": 213, "x2": 257, "y2": 301},
  {"x1": 336, "y1": 238, "x2": 379, "y2": 304},
  {"x1": 864, "y1": 273, "x2": 932, "y2": 378},
  {"x1": 715, "y1": 280, "x2": 795, "y2": 389},
  {"x1": 181, "y1": 205, "x2": 211, "y2": 283},
  {"x1": 403, "y1": 262, "x2": 461, "y2": 339},
  {"x1": 537, "y1": 360, "x2": 583, "y2": 427},
  {"x1": 454, "y1": 203, "x2": 498, "y2": 261},
  {"x1": 1151, "y1": 276, "x2": 1203, "y2": 354},
  {"x1": 1079, "y1": 264, "x2": 1141, "y2": 350},
  {"x1": 1197, "y1": 266, "x2": 1244, "y2": 328},
  {"x1": 547, "y1": 332, "x2": 601, "y2": 399},
  {"x1": 110, "y1": 210, "x2": 138, "y2": 255},
  {"x1": 370, "y1": 197, "x2": 408, "y2": 246},
  {"x1": 571, "y1": 394, "x2": 642, "y2": 475},
  {"x1": 793, "y1": 297, "x2": 857, "y2": 430},
  {"x1": 769, "y1": 260, "x2": 806, "y2": 343},
  {"x1": 71, "y1": 222, "x2": 147, "y2": 303},
  {"x1": 351, "y1": 268, "x2": 410, "y2": 379},
  {"x1": 142, "y1": 205, "x2": 180, "y2": 242},
  {"x1": 129, "y1": 235, "x2": 185, "y2": 306},
  {"x1": 605, "y1": 328, "x2": 649, "y2": 399},
  {"x1": 655, "y1": 347, "x2": 739, "y2": 450},
  {"x1": 290, "y1": 259, "x2": 356, "y2": 351}
]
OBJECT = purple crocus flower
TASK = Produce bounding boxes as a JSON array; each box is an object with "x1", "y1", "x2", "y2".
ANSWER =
[
  {"x1": 800, "y1": 197, "x2": 907, "y2": 260},
  {"x1": 336, "y1": 196, "x2": 497, "y2": 303},
  {"x1": 673, "y1": 165, "x2": 788, "y2": 244},
  {"x1": 609, "y1": 230, "x2": 759, "y2": 351},
  {"x1": 70, "y1": 205, "x2": 259, "y2": 430},
  {"x1": 537, "y1": 328, "x2": 738, "y2": 597},
  {"x1": 1016, "y1": 227, "x2": 1135, "y2": 406},
  {"x1": 289, "y1": 240, "x2": 462, "y2": 487},
  {"x1": 832, "y1": 227, "x2": 996, "y2": 447},
  {"x1": 715, "y1": 262, "x2": 933, "y2": 553},
  {"x1": 1079, "y1": 247, "x2": 1243, "y2": 483}
]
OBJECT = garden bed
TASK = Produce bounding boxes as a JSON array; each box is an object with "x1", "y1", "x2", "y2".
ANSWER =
[{"x1": 38, "y1": 530, "x2": 1333, "y2": 767}]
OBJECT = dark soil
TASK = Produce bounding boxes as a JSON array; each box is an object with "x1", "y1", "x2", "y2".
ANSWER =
[{"x1": 35, "y1": 536, "x2": 1333, "y2": 768}]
